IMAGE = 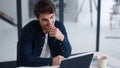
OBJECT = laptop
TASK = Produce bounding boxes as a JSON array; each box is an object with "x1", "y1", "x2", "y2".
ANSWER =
[
  {"x1": 59, "y1": 53, "x2": 94, "y2": 68},
  {"x1": 16, "y1": 53, "x2": 93, "y2": 68}
]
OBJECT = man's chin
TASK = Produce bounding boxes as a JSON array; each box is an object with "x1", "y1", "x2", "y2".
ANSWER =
[{"x1": 45, "y1": 30, "x2": 50, "y2": 33}]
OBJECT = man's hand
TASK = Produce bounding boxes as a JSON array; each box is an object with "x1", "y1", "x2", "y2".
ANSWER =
[
  {"x1": 52, "y1": 55, "x2": 64, "y2": 66},
  {"x1": 49, "y1": 26, "x2": 64, "y2": 41}
]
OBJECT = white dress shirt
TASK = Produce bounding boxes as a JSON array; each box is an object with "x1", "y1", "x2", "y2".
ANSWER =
[{"x1": 40, "y1": 33, "x2": 51, "y2": 58}]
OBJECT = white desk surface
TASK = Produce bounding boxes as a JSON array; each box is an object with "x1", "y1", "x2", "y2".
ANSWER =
[
  {"x1": 17, "y1": 52, "x2": 120, "y2": 68},
  {"x1": 17, "y1": 66, "x2": 58, "y2": 68}
]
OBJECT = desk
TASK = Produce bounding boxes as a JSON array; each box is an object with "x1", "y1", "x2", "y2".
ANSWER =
[
  {"x1": 16, "y1": 66, "x2": 58, "y2": 68},
  {"x1": 17, "y1": 52, "x2": 120, "y2": 68}
]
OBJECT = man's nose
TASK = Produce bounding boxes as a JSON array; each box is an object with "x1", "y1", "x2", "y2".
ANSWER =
[{"x1": 48, "y1": 20, "x2": 52, "y2": 26}]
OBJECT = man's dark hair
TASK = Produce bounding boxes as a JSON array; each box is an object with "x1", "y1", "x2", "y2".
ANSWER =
[{"x1": 34, "y1": 0, "x2": 56, "y2": 18}]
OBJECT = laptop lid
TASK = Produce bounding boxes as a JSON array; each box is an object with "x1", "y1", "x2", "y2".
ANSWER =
[{"x1": 60, "y1": 53, "x2": 94, "y2": 68}]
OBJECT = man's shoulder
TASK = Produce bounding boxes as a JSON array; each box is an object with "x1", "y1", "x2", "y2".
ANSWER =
[
  {"x1": 55, "y1": 20, "x2": 61, "y2": 24},
  {"x1": 25, "y1": 20, "x2": 38, "y2": 26},
  {"x1": 55, "y1": 20, "x2": 64, "y2": 26},
  {"x1": 23, "y1": 20, "x2": 39, "y2": 29},
  {"x1": 29, "y1": 20, "x2": 39, "y2": 23},
  {"x1": 21, "y1": 20, "x2": 41, "y2": 34}
]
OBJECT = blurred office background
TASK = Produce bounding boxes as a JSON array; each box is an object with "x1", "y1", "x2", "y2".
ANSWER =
[{"x1": 0, "y1": 0, "x2": 120, "y2": 66}]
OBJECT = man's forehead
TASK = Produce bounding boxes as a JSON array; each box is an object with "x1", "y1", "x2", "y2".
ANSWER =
[
  {"x1": 39, "y1": 13, "x2": 54, "y2": 18},
  {"x1": 40, "y1": 13, "x2": 54, "y2": 16}
]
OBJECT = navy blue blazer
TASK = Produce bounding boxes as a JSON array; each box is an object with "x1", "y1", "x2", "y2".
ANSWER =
[{"x1": 17, "y1": 20, "x2": 72, "y2": 67}]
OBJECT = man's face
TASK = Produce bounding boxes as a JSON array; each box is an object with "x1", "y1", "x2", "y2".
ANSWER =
[{"x1": 38, "y1": 13, "x2": 55, "y2": 33}]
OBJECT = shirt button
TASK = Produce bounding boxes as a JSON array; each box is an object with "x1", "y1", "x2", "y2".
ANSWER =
[
  {"x1": 62, "y1": 50, "x2": 64, "y2": 52},
  {"x1": 42, "y1": 36, "x2": 45, "y2": 38},
  {"x1": 37, "y1": 56, "x2": 40, "y2": 58},
  {"x1": 59, "y1": 43, "x2": 62, "y2": 45}
]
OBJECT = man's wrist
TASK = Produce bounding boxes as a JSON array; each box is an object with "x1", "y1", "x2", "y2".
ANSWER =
[{"x1": 60, "y1": 35, "x2": 64, "y2": 42}]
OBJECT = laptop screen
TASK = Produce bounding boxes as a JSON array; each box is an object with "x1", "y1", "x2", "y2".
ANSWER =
[{"x1": 60, "y1": 53, "x2": 94, "y2": 68}]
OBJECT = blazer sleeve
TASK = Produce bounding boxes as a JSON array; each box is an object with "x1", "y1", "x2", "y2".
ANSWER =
[
  {"x1": 17, "y1": 28, "x2": 52, "y2": 67},
  {"x1": 56, "y1": 22, "x2": 72, "y2": 58}
]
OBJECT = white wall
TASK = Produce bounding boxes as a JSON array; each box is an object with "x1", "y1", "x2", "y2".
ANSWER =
[
  {"x1": 64, "y1": 0, "x2": 79, "y2": 22},
  {"x1": 100, "y1": 0, "x2": 120, "y2": 58},
  {"x1": 0, "y1": 0, "x2": 34, "y2": 62},
  {"x1": 64, "y1": 0, "x2": 97, "y2": 54},
  {"x1": 0, "y1": 0, "x2": 17, "y2": 23},
  {"x1": 0, "y1": 19, "x2": 17, "y2": 62},
  {"x1": 0, "y1": 0, "x2": 17, "y2": 62},
  {"x1": 64, "y1": 22, "x2": 96, "y2": 54}
]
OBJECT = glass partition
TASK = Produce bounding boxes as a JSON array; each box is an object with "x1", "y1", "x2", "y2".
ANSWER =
[
  {"x1": 63, "y1": 0, "x2": 98, "y2": 54},
  {"x1": 100, "y1": 0, "x2": 120, "y2": 59},
  {"x1": 0, "y1": 0, "x2": 17, "y2": 62}
]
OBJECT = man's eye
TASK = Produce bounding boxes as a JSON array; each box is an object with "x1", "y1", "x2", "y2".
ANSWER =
[
  {"x1": 50, "y1": 15, "x2": 54, "y2": 19},
  {"x1": 50, "y1": 17, "x2": 53, "y2": 19},
  {"x1": 42, "y1": 19, "x2": 47, "y2": 21}
]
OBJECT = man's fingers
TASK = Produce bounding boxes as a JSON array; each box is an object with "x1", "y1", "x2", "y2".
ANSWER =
[
  {"x1": 49, "y1": 27, "x2": 57, "y2": 37},
  {"x1": 49, "y1": 32, "x2": 55, "y2": 37}
]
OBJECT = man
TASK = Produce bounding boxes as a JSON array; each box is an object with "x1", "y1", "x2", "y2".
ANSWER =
[{"x1": 17, "y1": 0, "x2": 72, "y2": 67}]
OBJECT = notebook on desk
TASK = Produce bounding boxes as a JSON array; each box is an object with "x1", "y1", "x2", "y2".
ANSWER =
[{"x1": 59, "y1": 53, "x2": 94, "y2": 68}]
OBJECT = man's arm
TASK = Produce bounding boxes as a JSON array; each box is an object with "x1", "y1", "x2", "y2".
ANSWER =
[
  {"x1": 52, "y1": 22, "x2": 72, "y2": 66},
  {"x1": 57, "y1": 22, "x2": 72, "y2": 58},
  {"x1": 52, "y1": 21, "x2": 72, "y2": 58}
]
